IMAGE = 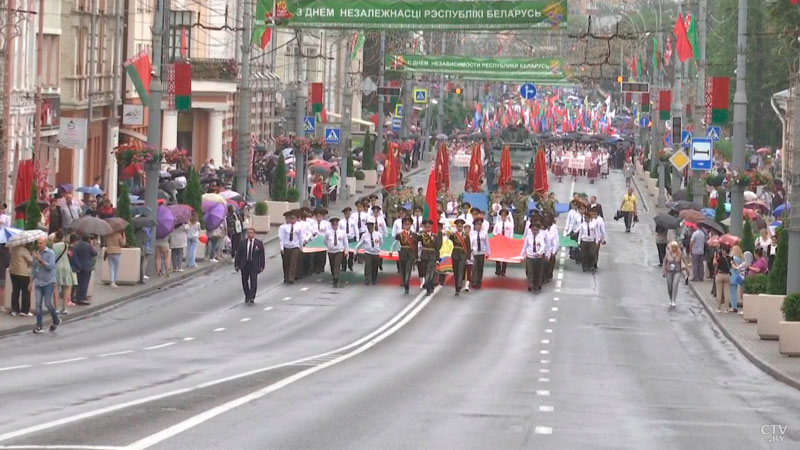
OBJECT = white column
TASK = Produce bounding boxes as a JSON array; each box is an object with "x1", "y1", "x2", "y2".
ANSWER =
[
  {"x1": 207, "y1": 110, "x2": 224, "y2": 166},
  {"x1": 74, "y1": 147, "x2": 86, "y2": 188},
  {"x1": 162, "y1": 110, "x2": 178, "y2": 150}
]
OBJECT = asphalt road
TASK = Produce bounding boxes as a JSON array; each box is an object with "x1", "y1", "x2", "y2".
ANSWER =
[{"x1": 1, "y1": 167, "x2": 799, "y2": 450}]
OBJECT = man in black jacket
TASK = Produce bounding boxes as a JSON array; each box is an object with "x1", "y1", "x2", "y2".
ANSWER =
[{"x1": 234, "y1": 228, "x2": 265, "y2": 304}]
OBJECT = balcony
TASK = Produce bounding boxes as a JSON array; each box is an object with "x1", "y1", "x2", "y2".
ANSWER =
[{"x1": 191, "y1": 58, "x2": 239, "y2": 82}]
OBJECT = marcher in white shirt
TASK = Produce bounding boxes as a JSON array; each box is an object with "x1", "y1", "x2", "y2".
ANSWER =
[
  {"x1": 410, "y1": 207, "x2": 424, "y2": 234},
  {"x1": 324, "y1": 217, "x2": 348, "y2": 287},
  {"x1": 544, "y1": 215, "x2": 560, "y2": 283},
  {"x1": 371, "y1": 206, "x2": 388, "y2": 236},
  {"x1": 578, "y1": 211, "x2": 599, "y2": 272},
  {"x1": 592, "y1": 214, "x2": 606, "y2": 270},
  {"x1": 470, "y1": 217, "x2": 490, "y2": 289},
  {"x1": 355, "y1": 221, "x2": 383, "y2": 285},
  {"x1": 391, "y1": 209, "x2": 407, "y2": 237},
  {"x1": 278, "y1": 211, "x2": 303, "y2": 283},
  {"x1": 520, "y1": 221, "x2": 547, "y2": 292},
  {"x1": 340, "y1": 207, "x2": 357, "y2": 272},
  {"x1": 353, "y1": 203, "x2": 369, "y2": 237},
  {"x1": 493, "y1": 209, "x2": 514, "y2": 276}
]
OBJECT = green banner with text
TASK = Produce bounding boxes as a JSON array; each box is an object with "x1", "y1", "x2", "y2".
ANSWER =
[
  {"x1": 264, "y1": 0, "x2": 567, "y2": 30},
  {"x1": 386, "y1": 54, "x2": 568, "y2": 82}
]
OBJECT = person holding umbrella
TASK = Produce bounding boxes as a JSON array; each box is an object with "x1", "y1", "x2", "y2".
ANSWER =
[
  {"x1": 72, "y1": 234, "x2": 97, "y2": 304},
  {"x1": 30, "y1": 236, "x2": 60, "y2": 333}
]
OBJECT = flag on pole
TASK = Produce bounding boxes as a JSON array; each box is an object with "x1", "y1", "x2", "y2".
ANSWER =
[
  {"x1": 174, "y1": 62, "x2": 192, "y2": 110},
  {"x1": 180, "y1": 27, "x2": 188, "y2": 58},
  {"x1": 351, "y1": 32, "x2": 365, "y2": 59},
  {"x1": 686, "y1": 14, "x2": 699, "y2": 59},
  {"x1": 423, "y1": 167, "x2": 439, "y2": 233},
  {"x1": 664, "y1": 37, "x2": 673, "y2": 66},
  {"x1": 124, "y1": 51, "x2": 152, "y2": 107},
  {"x1": 673, "y1": 14, "x2": 694, "y2": 62},
  {"x1": 659, "y1": 90, "x2": 671, "y2": 120},
  {"x1": 652, "y1": 37, "x2": 659, "y2": 72},
  {"x1": 711, "y1": 77, "x2": 730, "y2": 124}
]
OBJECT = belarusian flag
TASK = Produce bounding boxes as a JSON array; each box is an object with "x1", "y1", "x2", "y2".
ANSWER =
[
  {"x1": 351, "y1": 32, "x2": 365, "y2": 59},
  {"x1": 673, "y1": 14, "x2": 694, "y2": 62},
  {"x1": 423, "y1": 167, "x2": 439, "y2": 233},
  {"x1": 124, "y1": 51, "x2": 151, "y2": 106},
  {"x1": 711, "y1": 77, "x2": 730, "y2": 124},
  {"x1": 174, "y1": 62, "x2": 192, "y2": 111},
  {"x1": 652, "y1": 37, "x2": 659, "y2": 72}
]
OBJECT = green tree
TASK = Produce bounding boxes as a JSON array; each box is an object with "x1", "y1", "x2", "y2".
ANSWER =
[
  {"x1": 714, "y1": 188, "x2": 727, "y2": 228},
  {"x1": 270, "y1": 154, "x2": 288, "y2": 201},
  {"x1": 184, "y1": 166, "x2": 205, "y2": 228},
  {"x1": 347, "y1": 153, "x2": 355, "y2": 176},
  {"x1": 117, "y1": 183, "x2": 137, "y2": 247},
  {"x1": 25, "y1": 182, "x2": 41, "y2": 230},
  {"x1": 767, "y1": 227, "x2": 788, "y2": 295},
  {"x1": 362, "y1": 132, "x2": 375, "y2": 170},
  {"x1": 741, "y1": 219, "x2": 755, "y2": 254}
]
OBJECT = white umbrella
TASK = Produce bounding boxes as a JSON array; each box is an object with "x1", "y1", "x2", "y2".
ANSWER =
[
  {"x1": 201, "y1": 193, "x2": 227, "y2": 204},
  {"x1": 0, "y1": 227, "x2": 21, "y2": 244},
  {"x1": 219, "y1": 190, "x2": 241, "y2": 200},
  {"x1": 743, "y1": 191, "x2": 757, "y2": 202},
  {"x1": 7, "y1": 229, "x2": 47, "y2": 247}
]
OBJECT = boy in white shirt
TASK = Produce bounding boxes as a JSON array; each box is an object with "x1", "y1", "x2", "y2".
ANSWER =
[
  {"x1": 470, "y1": 217, "x2": 490, "y2": 289},
  {"x1": 492, "y1": 209, "x2": 514, "y2": 276},
  {"x1": 324, "y1": 217, "x2": 348, "y2": 288}
]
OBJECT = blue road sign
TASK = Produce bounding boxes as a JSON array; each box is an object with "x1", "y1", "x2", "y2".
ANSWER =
[
  {"x1": 391, "y1": 117, "x2": 402, "y2": 132},
  {"x1": 681, "y1": 131, "x2": 692, "y2": 148},
  {"x1": 664, "y1": 134, "x2": 672, "y2": 146},
  {"x1": 520, "y1": 83, "x2": 537, "y2": 100},
  {"x1": 325, "y1": 128, "x2": 340, "y2": 144},
  {"x1": 487, "y1": 94, "x2": 496, "y2": 104},
  {"x1": 691, "y1": 137, "x2": 713, "y2": 171},
  {"x1": 303, "y1": 116, "x2": 315, "y2": 134},
  {"x1": 413, "y1": 89, "x2": 427, "y2": 103},
  {"x1": 706, "y1": 126, "x2": 721, "y2": 142}
]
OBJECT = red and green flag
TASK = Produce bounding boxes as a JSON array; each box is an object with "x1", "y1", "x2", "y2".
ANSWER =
[
  {"x1": 174, "y1": 62, "x2": 192, "y2": 111},
  {"x1": 652, "y1": 37, "x2": 659, "y2": 72},
  {"x1": 124, "y1": 51, "x2": 151, "y2": 107},
  {"x1": 423, "y1": 166, "x2": 439, "y2": 233},
  {"x1": 351, "y1": 32, "x2": 365, "y2": 59},
  {"x1": 686, "y1": 14, "x2": 699, "y2": 60},
  {"x1": 711, "y1": 76, "x2": 730, "y2": 124},
  {"x1": 659, "y1": 90, "x2": 671, "y2": 120},
  {"x1": 673, "y1": 14, "x2": 694, "y2": 62}
]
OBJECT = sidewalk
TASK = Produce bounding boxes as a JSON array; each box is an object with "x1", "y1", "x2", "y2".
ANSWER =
[
  {"x1": 631, "y1": 163, "x2": 800, "y2": 391},
  {"x1": 0, "y1": 165, "x2": 426, "y2": 338}
]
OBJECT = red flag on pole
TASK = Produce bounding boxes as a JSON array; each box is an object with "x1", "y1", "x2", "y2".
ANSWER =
[
  {"x1": 533, "y1": 147, "x2": 549, "y2": 196},
  {"x1": 180, "y1": 27, "x2": 188, "y2": 58},
  {"x1": 673, "y1": 14, "x2": 694, "y2": 62},
  {"x1": 464, "y1": 143, "x2": 483, "y2": 192},
  {"x1": 498, "y1": 145, "x2": 512, "y2": 192},
  {"x1": 435, "y1": 143, "x2": 450, "y2": 192},
  {"x1": 381, "y1": 142, "x2": 399, "y2": 191},
  {"x1": 423, "y1": 167, "x2": 439, "y2": 233}
]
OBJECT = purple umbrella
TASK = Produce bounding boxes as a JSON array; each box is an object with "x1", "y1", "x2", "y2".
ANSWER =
[
  {"x1": 168, "y1": 204, "x2": 193, "y2": 225},
  {"x1": 156, "y1": 205, "x2": 176, "y2": 239},
  {"x1": 203, "y1": 201, "x2": 226, "y2": 231}
]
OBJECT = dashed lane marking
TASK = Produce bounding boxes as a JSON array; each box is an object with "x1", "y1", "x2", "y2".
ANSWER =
[
  {"x1": 300, "y1": 287, "x2": 309, "y2": 292},
  {"x1": 240, "y1": 318, "x2": 251, "y2": 322},
  {"x1": 263, "y1": 306, "x2": 274, "y2": 311},
  {"x1": 281, "y1": 297, "x2": 291, "y2": 301},
  {"x1": 43, "y1": 357, "x2": 87, "y2": 365},
  {"x1": 182, "y1": 337, "x2": 195, "y2": 341},
  {"x1": 534, "y1": 426, "x2": 553, "y2": 435},
  {"x1": 541, "y1": 360, "x2": 550, "y2": 364},
  {"x1": 539, "y1": 406, "x2": 554, "y2": 413},
  {"x1": 0, "y1": 365, "x2": 31, "y2": 372},
  {"x1": 551, "y1": 307, "x2": 558, "y2": 312},
  {"x1": 540, "y1": 350, "x2": 550, "y2": 355},
  {"x1": 212, "y1": 328, "x2": 226, "y2": 332},
  {"x1": 144, "y1": 343, "x2": 176, "y2": 351},
  {"x1": 541, "y1": 339, "x2": 550, "y2": 344},
  {"x1": 538, "y1": 378, "x2": 550, "y2": 383},
  {"x1": 557, "y1": 273, "x2": 563, "y2": 280},
  {"x1": 99, "y1": 350, "x2": 135, "y2": 357},
  {"x1": 553, "y1": 297, "x2": 559, "y2": 301},
  {"x1": 540, "y1": 369, "x2": 550, "y2": 374},
  {"x1": 536, "y1": 390, "x2": 550, "y2": 396},
  {"x1": 548, "y1": 318, "x2": 556, "y2": 323},
  {"x1": 545, "y1": 329, "x2": 553, "y2": 333}
]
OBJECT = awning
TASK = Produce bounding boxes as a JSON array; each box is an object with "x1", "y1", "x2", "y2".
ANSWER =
[{"x1": 324, "y1": 112, "x2": 376, "y2": 131}]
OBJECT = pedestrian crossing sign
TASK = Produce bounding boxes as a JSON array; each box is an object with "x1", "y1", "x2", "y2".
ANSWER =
[
  {"x1": 413, "y1": 88, "x2": 427, "y2": 103},
  {"x1": 706, "y1": 126, "x2": 721, "y2": 142},
  {"x1": 395, "y1": 104, "x2": 403, "y2": 117},
  {"x1": 325, "y1": 127, "x2": 340, "y2": 144},
  {"x1": 681, "y1": 131, "x2": 692, "y2": 148},
  {"x1": 669, "y1": 149, "x2": 690, "y2": 171},
  {"x1": 303, "y1": 116, "x2": 315, "y2": 134}
]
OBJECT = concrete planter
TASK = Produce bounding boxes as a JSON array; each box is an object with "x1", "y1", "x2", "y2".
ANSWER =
[
  {"x1": 757, "y1": 294, "x2": 785, "y2": 340},
  {"x1": 779, "y1": 321, "x2": 800, "y2": 356},
  {"x1": 346, "y1": 177, "x2": 356, "y2": 196},
  {"x1": 251, "y1": 215, "x2": 270, "y2": 234},
  {"x1": 363, "y1": 169, "x2": 378, "y2": 187},
  {"x1": 742, "y1": 293, "x2": 760, "y2": 323},
  {"x1": 356, "y1": 179, "x2": 365, "y2": 192},
  {"x1": 195, "y1": 231, "x2": 207, "y2": 262},
  {"x1": 265, "y1": 202, "x2": 299, "y2": 224},
  {"x1": 100, "y1": 247, "x2": 142, "y2": 286}
]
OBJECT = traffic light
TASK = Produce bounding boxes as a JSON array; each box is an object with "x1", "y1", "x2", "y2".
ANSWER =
[
  {"x1": 454, "y1": 86, "x2": 463, "y2": 95},
  {"x1": 617, "y1": 76, "x2": 624, "y2": 84}
]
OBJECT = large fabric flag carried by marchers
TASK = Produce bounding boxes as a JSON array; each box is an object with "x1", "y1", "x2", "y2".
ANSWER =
[
  {"x1": 381, "y1": 142, "x2": 399, "y2": 191},
  {"x1": 423, "y1": 167, "x2": 439, "y2": 233},
  {"x1": 533, "y1": 147, "x2": 549, "y2": 196},
  {"x1": 464, "y1": 143, "x2": 483, "y2": 192},
  {"x1": 498, "y1": 145, "x2": 513, "y2": 192},
  {"x1": 434, "y1": 143, "x2": 450, "y2": 192}
]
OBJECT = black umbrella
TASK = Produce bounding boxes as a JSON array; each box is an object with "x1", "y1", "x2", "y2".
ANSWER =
[
  {"x1": 672, "y1": 200, "x2": 703, "y2": 212},
  {"x1": 671, "y1": 189, "x2": 688, "y2": 202},
  {"x1": 699, "y1": 219, "x2": 725, "y2": 235},
  {"x1": 200, "y1": 174, "x2": 220, "y2": 184},
  {"x1": 15, "y1": 200, "x2": 49, "y2": 212},
  {"x1": 169, "y1": 169, "x2": 188, "y2": 178},
  {"x1": 654, "y1": 213, "x2": 680, "y2": 230},
  {"x1": 131, "y1": 205, "x2": 152, "y2": 216},
  {"x1": 159, "y1": 181, "x2": 178, "y2": 192},
  {"x1": 132, "y1": 216, "x2": 157, "y2": 229}
]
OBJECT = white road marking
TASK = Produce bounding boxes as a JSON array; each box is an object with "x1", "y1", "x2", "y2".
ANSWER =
[
  {"x1": 43, "y1": 357, "x2": 87, "y2": 365},
  {"x1": 545, "y1": 329, "x2": 553, "y2": 333},
  {"x1": 548, "y1": 318, "x2": 557, "y2": 323},
  {"x1": 541, "y1": 360, "x2": 550, "y2": 364},
  {"x1": 553, "y1": 297, "x2": 559, "y2": 302},
  {"x1": 557, "y1": 273, "x2": 563, "y2": 280},
  {"x1": 124, "y1": 286, "x2": 443, "y2": 450},
  {"x1": 300, "y1": 287, "x2": 309, "y2": 292},
  {"x1": 98, "y1": 350, "x2": 135, "y2": 357},
  {"x1": 551, "y1": 307, "x2": 558, "y2": 312},
  {"x1": 554, "y1": 289, "x2": 560, "y2": 292},
  {"x1": 0, "y1": 365, "x2": 31, "y2": 372},
  {"x1": 540, "y1": 339, "x2": 550, "y2": 344},
  {"x1": 539, "y1": 405, "x2": 554, "y2": 412},
  {"x1": 212, "y1": 328, "x2": 226, "y2": 332},
  {"x1": 0, "y1": 286, "x2": 440, "y2": 444},
  {"x1": 281, "y1": 297, "x2": 291, "y2": 301},
  {"x1": 183, "y1": 337, "x2": 195, "y2": 341},
  {"x1": 263, "y1": 306, "x2": 274, "y2": 311},
  {"x1": 0, "y1": 446, "x2": 124, "y2": 449},
  {"x1": 539, "y1": 378, "x2": 550, "y2": 383},
  {"x1": 240, "y1": 318, "x2": 251, "y2": 322},
  {"x1": 540, "y1": 350, "x2": 550, "y2": 355},
  {"x1": 555, "y1": 280, "x2": 562, "y2": 288},
  {"x1": 534, "y1": 426, "x2": 553, "y2": 434},
  {"x1": 540, "y1": 369, "x2": 550, "y2": 374},
  {"x1": 536, "y1": 390, "x2": 550, "y2": 396},
  {"x1": 144, "y1": 342, "x2": 176, "y2": 351}
]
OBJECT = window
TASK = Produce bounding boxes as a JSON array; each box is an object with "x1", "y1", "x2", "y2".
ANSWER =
[
  {"x1": 39, "y1": 34, "x2": 60, "y2": 88},
  {"x1": 168, "y1": 10, "x2": 193, "y2": 60}
]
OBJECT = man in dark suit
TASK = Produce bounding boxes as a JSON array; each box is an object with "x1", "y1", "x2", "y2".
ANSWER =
[{"x1": 234, "y1": 228, "x2": 265, "y2": 304}]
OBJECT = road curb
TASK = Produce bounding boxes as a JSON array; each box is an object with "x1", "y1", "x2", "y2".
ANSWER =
[
  {"x1": 631, "y1": 166, "x2": 651, "y2": 213},
  {"x1": 687, "y1": 281, "x2": 800, "y2": 392}
]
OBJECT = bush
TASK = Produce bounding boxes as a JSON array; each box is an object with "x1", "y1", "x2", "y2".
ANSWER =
[
  {"x1": 286, "y1": 187, "x2": 300, "y2": 203},
  {"x1": 714, "y1": 188, "x2": 727, "y2": 229},
  {"x1": 361, "y1": 133, "x2": 375, "y2": 170},
  {"x1": 767, "y1": 227, "x2": 788, "y2": 295},
  {"x1": 25, "y1": 182, "x2": 41, "y2": 230},
  {"x1": 782, "y1": 293, "x2": 800, "y2": 322},
  {"x1": 184, "y1": 166, "x2": 205, "y2": 228},
  {"x1": 741, "y1": 219, "x2": 755, "y2": 254},
  {"x1": 354, "y1": 170, "x2": 365, "y2": 181},
  {"x1": 347, "y1": 154, "x2": 355, "y2": 176},
  {"x1": 117, "y1": 184, "x2": 137, "y2": 247},
  {"x1": 254, "y1": 201, "x2": 268, "y2": 216},
  {"x1": 706, "y1": 174, "x2": 725, "y2": 187},
  {"x1": 650, "y1": 162, "x2": 658, "y2": 179},
  {"x1": 743, "y1": 274, "x2": 769, "y2": 294},
  {"x1": 271, "y1": 154, "x2": 288, "y2": 201}
]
